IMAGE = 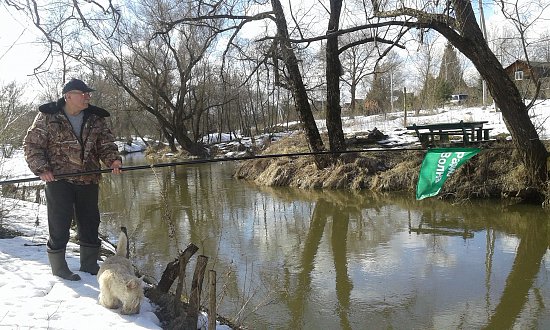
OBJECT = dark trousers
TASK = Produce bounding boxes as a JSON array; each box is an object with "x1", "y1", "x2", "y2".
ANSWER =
[{"x1": 45, "y1": 180, "x2": 100, "y2": 250}]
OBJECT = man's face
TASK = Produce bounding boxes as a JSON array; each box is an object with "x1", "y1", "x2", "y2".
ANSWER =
[{"x1": 65, "y1": 90, "x2": 91, "y2": 111}]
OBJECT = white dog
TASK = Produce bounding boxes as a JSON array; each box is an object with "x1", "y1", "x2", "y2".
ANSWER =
[{"x1": 97, "y1": 229, "x2": 143, "y2": 314}]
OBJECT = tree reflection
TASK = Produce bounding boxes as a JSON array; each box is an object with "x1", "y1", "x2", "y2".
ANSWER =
[
  {"x1": 331, "y1": 200, "x2": 353, "y2": 330},
  {"x1": 483, "y1": 218, "x2": 548, "y2": 329},
  {"x1": 286, "y1": 197, "x2": 328, "y2": 328},
  {"x1": 285, "y1": 197, "x2": 353, "y2": 330}
]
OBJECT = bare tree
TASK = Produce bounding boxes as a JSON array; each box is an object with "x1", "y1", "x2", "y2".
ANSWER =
[
  {"x1": 413, "y1": 32, "x2": 441, "y2": 111},
  {"x1": 532, "y1": 31, "x2": 550, "y2": 61},
  {"x1": 340, "y1": 34, "x2": 377, "y2": 115},
  {"x1": 270, "y1": 0, "x2": 326, "y2": 160},
  {"x1": 0, "y1": 81, "x2": 33, "y2": 153},
  {"x1": 290, "y1": 0, "x2": 408, "y2": 153},
  {"x1": 325, "y1": 0, "x2": 346, "y2": 153},
  {"x1": 489, "y1": 26, "x2": 524, "y2": 66}
]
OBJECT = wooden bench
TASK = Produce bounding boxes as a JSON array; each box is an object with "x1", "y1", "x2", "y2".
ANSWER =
[
  {"x1": 417, "y1": 130, "x2": 474, "y2": 145},
  {"x1": 481, "y1": 128, "x2": 493, "y2": 140}
]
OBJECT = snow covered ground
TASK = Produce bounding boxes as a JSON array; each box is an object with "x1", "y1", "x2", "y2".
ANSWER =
[
  {"x1": 0, "y1": 100, "x2": 549, "y2": 329},
  {"x1": 0, "y1": 196, "x2": 163, "y2": 329},
  {"x1": 0, "y1": 197, "x2": 230, "y2": 329}
]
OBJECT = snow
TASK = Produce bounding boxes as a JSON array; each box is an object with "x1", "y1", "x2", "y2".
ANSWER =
[
  {"x1": 0, "y1": 198, "x2": 161, "y2": 329},
  {"x1": 116, "y1": 139, "x2": 150, "y2": 154},
  {"x1": 0, "y1": 197, "x2": 231, "y2": 329},
  {"x1": 0, "y1": 100, "x2": 549, "y2": 329}
]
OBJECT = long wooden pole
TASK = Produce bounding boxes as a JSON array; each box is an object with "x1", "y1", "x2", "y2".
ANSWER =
[{"x1": 1, "y1": 148, "x2": 427, "y2": 186}]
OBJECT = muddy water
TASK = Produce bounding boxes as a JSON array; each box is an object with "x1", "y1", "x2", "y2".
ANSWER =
[{"x1": 98, "y1": 153, "x2": 550, "y2": 329}]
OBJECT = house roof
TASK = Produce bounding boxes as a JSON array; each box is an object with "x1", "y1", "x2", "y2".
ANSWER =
[
  {"x1": 505, "y1": 59, "x2": 550, "y2": 69},
  {"x1": 505, "y1": 60, "x2": 550, "y2": 78}
]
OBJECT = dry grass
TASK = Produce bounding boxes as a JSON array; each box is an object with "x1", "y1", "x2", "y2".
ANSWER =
[{"x1": 234, "y1": 132, "x2": 530, "y2": 202}]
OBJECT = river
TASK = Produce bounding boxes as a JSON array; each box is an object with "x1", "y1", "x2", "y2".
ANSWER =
[{"x1": 97, "y1": 152, "x2": 550, "y2": 329}]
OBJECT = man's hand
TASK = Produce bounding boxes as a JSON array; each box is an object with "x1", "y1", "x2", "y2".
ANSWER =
[
  {"x1": 39, "y1": 171, "x2": 55, "y2": 182},
  {"x1": 111, "y1": 160, "x2": 122, "y2": 174}
]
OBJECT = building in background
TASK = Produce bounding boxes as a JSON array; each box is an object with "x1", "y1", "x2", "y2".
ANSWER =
[{"x1": 504, "y1": 60, "x2": 550, "y2": 99}]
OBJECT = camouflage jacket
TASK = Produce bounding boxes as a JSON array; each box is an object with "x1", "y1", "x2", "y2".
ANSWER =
[{"x1": 23, "y1": 98, "x2": 122, "y2": 185}]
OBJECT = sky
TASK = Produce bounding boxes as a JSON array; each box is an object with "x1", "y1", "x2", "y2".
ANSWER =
[
  {"x1": 1, "y1": 1, "x2": 548, "y2": 98},
  {"x1": 1, "y1": 100, "x2": 550, "y2": 329},
  {"x1": 0, "y1": 6, "x2": 43, "y2": 89}
]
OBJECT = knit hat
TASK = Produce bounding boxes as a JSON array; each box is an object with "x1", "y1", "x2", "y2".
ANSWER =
[{"x1": 62, "y1": 79, "x2": 95, "y2": 94}]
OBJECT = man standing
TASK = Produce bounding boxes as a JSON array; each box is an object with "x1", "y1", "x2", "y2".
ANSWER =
[{"x1": 24, "y1": 78, "x2": 122, "y2": 281}]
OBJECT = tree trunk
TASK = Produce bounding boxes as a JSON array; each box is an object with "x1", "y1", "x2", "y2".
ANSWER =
[
  {"x1": 270, "y1": 0, "x2": 327, "y2": 167},
  {"x1": 432, "y1": 0, "x2": 548, "y2": 188},
  {"x1": 325, "y1": 0, "x2": 347, "y2": 154},
  {"x1": 161, "y1": 126, "x2": 178, "y2": 152},
  {"x1": 174, "y1": 128, "x2": 209, "y2": 158},
  {"x1": 481, "y1": 60, "x2": 547, "y2": 187}
]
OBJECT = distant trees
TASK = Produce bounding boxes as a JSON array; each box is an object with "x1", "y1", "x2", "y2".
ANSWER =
[
  {"x1": 532, "y1": 31, "x2": 550, "y2": 61},
  {"x1": 435, "y1": 43, "x2": 465, "y2": 102},
  {"x1": 365, "y1": 65, "x2": 390, "y2": 114},
  {"x1": 0, "y1": 82, "x2": 33, "y2": 154},
  {"x1": 414, "y1": 41, "x2": 469, "y2": 107},
  {"x1": 363, "y1": 54, "x2": 403, "y2": 115},
  {"x1": 340, "y1": 35, "x2": 376, "y2": 115},
  {"x1": 413, "y1": 34, "x2": 441, "y2": 111},
  {"x1": 3, "y1": 0, "x2": 550, "y2": 190}
]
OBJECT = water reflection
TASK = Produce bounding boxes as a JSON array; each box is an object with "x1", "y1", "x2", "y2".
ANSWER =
[
  {"x1": 484, "y1": 207, "x2": 548, "y2": 330},
  {"x1": 283, "y1": 197, "x2": 354, "y2": 329},
  {"x1": 98, "y1": 156, "x2": 550, "y2": 329}
]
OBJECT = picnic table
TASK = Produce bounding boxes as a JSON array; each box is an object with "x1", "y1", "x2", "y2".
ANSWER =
[{"x1": 406, "y1": 120, "x2": 491, "y2": 147}]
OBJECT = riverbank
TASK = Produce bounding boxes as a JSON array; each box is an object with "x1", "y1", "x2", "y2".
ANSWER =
[{"x1": 233, "y1": 130, "x2": 536, "y2": 203}]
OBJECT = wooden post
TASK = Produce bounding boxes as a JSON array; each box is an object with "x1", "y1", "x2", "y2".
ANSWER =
[
  {"x1": 208, "y1": 270, "x2": 217, "y2": 330},
  {"x1": 403, "y1": 86, "x2": 407, "y2": 127},
  {"x1": 184, "y1": 255, "x2": 209, "y2": 330}
]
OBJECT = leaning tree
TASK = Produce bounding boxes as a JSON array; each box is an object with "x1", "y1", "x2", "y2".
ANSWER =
[{"x1": 372, "y1": 0, "x2": 549, "y2": 191}]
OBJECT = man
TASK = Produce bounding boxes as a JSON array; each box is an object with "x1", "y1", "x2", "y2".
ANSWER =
[{"x1": 24, "y1": 78, "x2": 122, "y2": 281}]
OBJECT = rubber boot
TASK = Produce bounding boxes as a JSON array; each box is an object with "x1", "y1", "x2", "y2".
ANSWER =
[
  {"x1": 47, "y1": 248, "x2": 81, "y2": 281},
  {"x1": 79, "y1": 244, "x2": 100, "y2": 275}
]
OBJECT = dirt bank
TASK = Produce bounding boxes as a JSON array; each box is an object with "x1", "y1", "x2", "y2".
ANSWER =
[{"x1": 234, "y1": 132, "x2": 535, "y2": 203}]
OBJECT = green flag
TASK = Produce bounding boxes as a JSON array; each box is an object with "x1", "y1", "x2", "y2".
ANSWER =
[{"x1": 416, "y1": 147, "x2": 481, "y2": 200}]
